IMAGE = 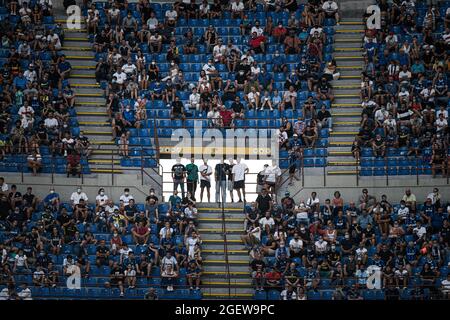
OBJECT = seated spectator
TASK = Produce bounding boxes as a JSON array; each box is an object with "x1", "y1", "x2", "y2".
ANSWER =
[
  {"x1": 26, "y1": 151, "x2": 42, "y2": 176},
  {"x1": 66, "y1": 150, "x2": 81, "y2": 178}
]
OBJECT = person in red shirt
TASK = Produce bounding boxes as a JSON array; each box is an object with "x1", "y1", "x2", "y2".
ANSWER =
[
  {"x1": 219, "y1": 105, "x2": 233, "y2": 128},
  {"x1": 272, "y1": 22, "x2": 287, "y2": 44},
  {"x1": 66, "y1": 150, "x2": 81, "y2": 178},
  {"x1": 249, "y1": 32, "x2": 266, "y2": 54},
  {"x1": 132, "y1": 221, "x2": 150, "y2": 245},
  {"x1": 265, "y1": 269, "x2": 282, "y2": 289}
]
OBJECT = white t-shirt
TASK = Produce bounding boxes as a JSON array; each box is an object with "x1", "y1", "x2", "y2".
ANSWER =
[
  {"x1": 436, "y1": 118, "x2": 448, "y2": 131},
  {"x1": 70, "y1": 192, "x2": 88, "y2": 205},
  {"x1": 165, "y1": 10, "x2": 178, "y2": 21},
  {"x1": 315, "y1": 240, "x2": 328, "y2": 252},
  {"x1": 15, "y1": 254, "x2": 27, "y2": 266},
  {"x1": 119, "y1": 194, "x2": 134, "y2": 206},
  {"x1": 436, "y1": 109, "x2": 448, "y2": 119},
  {"x1": 122, "y1": 63, "x2": 137, "y2": 75},
  {"x1": 259, "y1": 217, "x2": 275, "y2": 229},
  {"x1": 232, "y1": 162, "x2": 248, "y2": 181},
  {"x1": 96, "y1": 194, "x2": 109, "y2": 206},
  {"x1": 113, "y1": 71, "x2": 127, "y2": 84},
  {"x1": 0, "y1": 183, "x2": 8, "y2": 192},
  {"x1": 231, "y1": 1, "x2": 244, "y2": 11},
  {"x1": 18, "y1": 288, "x2": 32, "y2": 300},
  {"x1": 44, "y1": 118, "x2": 58, "y2": 128},
  {"x1": 251, "y1": 26, "x2": 264, "y2": 36},
  {"x1": 322, "y1": 1, "x2": 338, "y2": 12},
  {"x1": 413, "y1": 226, "x2": 427, "y2": 238},
  {"x1": 397, "y1": 206, "x2": 409, "y2": 218},
  {"x1": 289, "y1": 239, "x2": 303, "y2": 252},
  {"x1": 198, "y1": 164, "x2": 212, "y2": 181},
  {"x1": 264, "y1": 165, "x2": 281, "y2": 183}
]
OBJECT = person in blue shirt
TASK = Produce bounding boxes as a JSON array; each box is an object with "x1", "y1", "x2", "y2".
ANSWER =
[
  {"x1": 57, "y1": 55, "x2": 72, "y2": 80},
  {"x1": 364, "y1": 38, "x2": 378, "y2": 62},
  {"x1": 411, "y1": 59, "x2": 425, "y2": 78},
  {"x1": 284, "y1": 70, "x2": 300, "y2": 90},
  {"x1": 43, "y1": 188, "x2": 60, "y2": 211},
  {"x1": 258, "y1": 67, "x2": 273, "y2": 92},
  {"x1": 168, "y1": 190, "x2": 182, "y2": 211},
  {"x1": 122, "y1": 104, "x2": 140, "y2": 128},
  {"x1": 13, "y1": 71, "x2": 27, "y2": 90},
  {"x1": 398, "y1": 48, "x2": 410, "y2": 67},
  {"x1": 421, "y1": 198, "x2": 435, "y2": 225},
  {"x1": 149, "y1": 80, "x2": 167, "y2": 101},
  {"x1": 272, "y1": 50, "x2": 287, "y2": 73}
]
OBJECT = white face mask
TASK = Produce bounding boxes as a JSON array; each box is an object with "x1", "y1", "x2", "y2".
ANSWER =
[
  {"x1": 77, "y1": 189, "x2": 81, "y2": 193},
  {"x1": 100, "y1": 191, "x2": 105, "y2": 196}
]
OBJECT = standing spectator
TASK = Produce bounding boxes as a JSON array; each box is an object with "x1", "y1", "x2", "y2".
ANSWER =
[
  {"x1": 198, "y1": 159, "x2": 212, "y2": 203},
  {"x1": 185, "y1": 158, "x2": 199, "y2": 201},
  {"x1": 215, "y1": 159, "x2": 228, "y2": 205},
  {"x1": 172, "y1": 159, "x2": 187, "y2": 198},
  {"x1": 232, "y1": 158, "x2": 249, "y2": 203}
]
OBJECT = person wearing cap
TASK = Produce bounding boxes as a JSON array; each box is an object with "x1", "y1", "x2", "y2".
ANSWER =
[{"x1": 204, "y1": 25, "x2": 218, "y2": 54}]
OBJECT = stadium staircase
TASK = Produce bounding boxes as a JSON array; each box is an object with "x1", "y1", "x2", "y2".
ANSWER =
[
  {"x1": 197, "y1": 203, "x2": 252, "y2": 299},
  {"x1": 328, "y1": 18, "x2": 364, "y2": 176},
  {"x1": 57, "y1": 14, "x2": 120, "y2": 174}
]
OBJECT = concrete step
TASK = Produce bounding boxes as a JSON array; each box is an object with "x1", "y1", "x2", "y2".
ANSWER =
[
  {"x1": 335, "y1": 59, "x2": 364, "y2": 66},
  {"x1": 333, "y1": 42, "x2": 363, "y2": 49},
  {"x1": 332, "y1": 109, "x2": 361, "y2": 116},
  {"x1": 202, "y1": 265, "x2": 249, "y2": 273},
  {"x1": 202, "y1": 254, "x2": 249, "y2": 261},
  {"x1": 69, "y1": 59, "x2": 97, "y2": 67},
  {"x1": 69, "y1": 78, "x2": 100, "y2": 86},
  {"x1": 201, "y1": 232, "x2": 243, "y2": 240},
  {"x1": 334, "y1": 23, "x2": 365, "y2": 30},
  {"x1": 332, "y1": 122, "x2": 359, "y2": 134}
]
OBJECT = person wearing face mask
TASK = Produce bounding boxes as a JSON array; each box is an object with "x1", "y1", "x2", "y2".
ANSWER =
[
  {"x1": 95, "y1": 188, "x2": 109, "y2": 211},
  {"x1": 70, "y1": 186, "x2": 88, "y2": 208},
  {"x1": 119, "y1": 188, "x2": 134, "y2": 207},
  {"x1": 145, "y1": 188, "x2": 159, "y2": 204}
]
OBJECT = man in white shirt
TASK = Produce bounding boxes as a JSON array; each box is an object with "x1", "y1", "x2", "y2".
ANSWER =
[
  {"x1": 314, "y1": 237, "x2": 328, "y2": 254},
  {"x1": 259, "y1": 212, "x2": 275, "y2": 233},
  {"x1": 202, "y1": 59, "x2": 218, "y2": 79},
  {"x1": 413, "y1": 221, "x2": 427, "y2": 239},
  {"x1": 70, "y1": 187, "x2": 88, "y2": 206},
  {"x1": 289, "y1": 233, "x2": 303, "y2": 257},
  {"x1": 322, "y1": 0, "x2": 340, "y2": 24},
  {"x1": 232, "y1": 158, "x2": 249, "y2": 202},
  {"x1": 44, "y1": 112, "x2": 59, "y2": 129},
  {"x1": 146, "y1": 12, "x2": 159, "y2": 31},
  {"x1": 188, "y1": 88, "x2": 201, "y2": 111},
  {"x1": 213, "y1": 38, "x2": 227, "y2": 64},
  {"x1": 165, "y1": 8, "x2": 178, "y2": 26},
  {"x1": 112, "y1": 67, "x2": 127, "y2": 85},
  {"x1": 436, "y1": 105, "x2": 448, "y2": 119},
  {"x1": 121, "y1": 58, "x2": 137, "y2": 77},
  {"x1": 231, "y1": 0, "x2": 245, "y2": 18},
  {"x1": 23, "y1": 64, "x2": 37, "y2": 82},
  {"x1": 198, "y1": 159, "x2": 212, "y2": 202},
  {"x1": 250, "y1": 21, "x2": 264, "y2": 36},
  {"x1": 264, "y1": 164, "x2": 281, "y2": 198},
  {"x1": 374, "y1": 107, "x2": 389, "y2": 124},
  {"x1": 47, "y1": 30, "x2": 61, "y2": 50},
  {"x1": 119, "y1": 188, "x2": 134, "y2": 206},
  {"x1": 435, "y1": 114, "x2": 448, "y2": 133}
]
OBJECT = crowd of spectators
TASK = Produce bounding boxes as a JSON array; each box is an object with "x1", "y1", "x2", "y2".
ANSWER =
[
  {"x1": 353, "y1": 0, "x2": 450, "y2": 178},
  {"x1": 246, "y1": 185, "x2": 450, "y2": 300},
  {"x1": 0, "y1": 178, "x2": 204, "y2": 299},
  {"x1": 88, "y1": 0, "x2": 338, "y2": 154},
  {"x1": 0, "y1": 0, "x2": 93, "y2": 176}
]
